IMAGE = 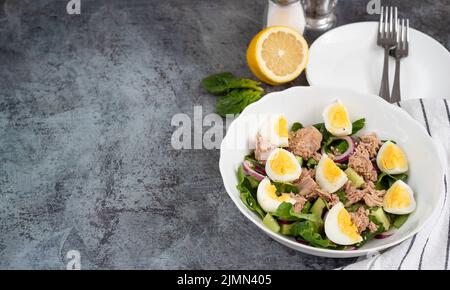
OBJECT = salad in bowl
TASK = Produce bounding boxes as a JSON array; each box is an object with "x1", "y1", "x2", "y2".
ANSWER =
[
  {"x1": 220, "y1": 86, "x2": 443, "y2": 257},
  {"x1": 235, "y1": 99, "x2": 426, "y2": 254}
]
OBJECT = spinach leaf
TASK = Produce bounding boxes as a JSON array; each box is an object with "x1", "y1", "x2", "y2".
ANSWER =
[
  {"x1": 346, "y1": 202, "x2": 366, "y2": 212},
  {"x1": 202, "y1": 72, "x2": 263, "y2": 95},
  {"x1": 291, "y1": 122, "x2": 303, "y2": 132},
  {"x1": 351, "y1": 118, "x2": 366, "y2": 135},
  {"x1": 244, "y1": 152, "x2": 257, "y2": 163},
  {"x1": 393, "y1": 214, "x2": 409, "y2": 229},
  {"x1": 306, "y1": 157, "x2": 318, "y2": 169},
  {"x1": 375, "y1": 172, "x2": 408, "y2": 190},
  {"x1": 272, "y1": 181, "x2": 299, "y2": 195},
  {"x1": 313, "y1": 122, "x2": 332, "y2": 144},
  {"x1": 236, "y1": 165, "x2": 265, "y2": 218},
  {"x1": 322, "y1": 137, "x2": 349, "y2": 155},
  {"x1": 216, "y1": 89, "x2": 262, "y2": 117},
  {"x1": 336, "y1": 190, "x2": 347, "y2": 204},
  {"x1": 302, "y1": 201, "x2": 312, "y2": 213},
  {"x1": 355, "y1": 216, "x2": 385, "y2": 248},
  {"x1": 290, "y1": 221, "x2": 338, "y2": 249},
  {"x1": 274, "y1": 202, "x2": 321, "y2": 223}
]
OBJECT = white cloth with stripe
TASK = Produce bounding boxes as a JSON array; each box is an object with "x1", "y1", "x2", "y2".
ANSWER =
[{"x1": 341, "y1": 98, "x2": 450, "y2": 270}]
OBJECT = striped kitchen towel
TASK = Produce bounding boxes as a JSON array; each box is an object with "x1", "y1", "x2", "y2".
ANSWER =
[{"x1": 341, "y1": 98, "x2": 450, "y2": 270}]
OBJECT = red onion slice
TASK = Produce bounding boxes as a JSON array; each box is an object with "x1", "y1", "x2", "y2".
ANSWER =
[
  {"x1": 277, "y1": 219, "x2": 294, "y2": 224},
  {"x1": 321, "y1": 136, "x2": 355, "y2": 163},
  {"x1": 242, "y1": 160, "x2": 265, "y2": 181},
  {"x1": 375, "y1": 231, "x2": 394, "y2": 239}
]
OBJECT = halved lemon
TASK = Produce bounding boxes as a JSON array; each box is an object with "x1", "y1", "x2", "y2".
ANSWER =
[{"x1": 247, "y1": 26, "x2": 309, "y2": 85}]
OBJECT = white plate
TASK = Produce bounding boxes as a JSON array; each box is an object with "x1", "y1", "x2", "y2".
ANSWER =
[
  {"x1": 219, "y1": 86, "x2": 444, "y2": 258},
  {"x1": 306, "y1": 22, "x2": 450, "y2": 100}
]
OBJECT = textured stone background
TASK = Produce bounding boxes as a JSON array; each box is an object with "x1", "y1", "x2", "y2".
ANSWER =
[{"x1": 0, "y1": 0, "x2": 449, "y2": 269}]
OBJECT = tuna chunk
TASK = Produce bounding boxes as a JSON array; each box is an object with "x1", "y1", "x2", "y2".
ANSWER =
[
  {"x1": 348, "y1": 146, "x2": 378, "y2": 182},
  {"x1": 254, "y1": 133, "x2": 276, "y2": 162},
  {"x1": 293, "y1": 168, "x2": 319, "y2": 200},
  {"x1": 359, "y1": 133, "x2": 382, "y2": 159},
  {"x1": 350, "y1": 207, "x2": 370, "y2": 233},
  {"x1": 362, "y1": 181, "x2": 386, "y2": 207},
  {"x1": 291, "y1": 194, "x2": 307, "y2": 213},
  {"x1": 315, "y1": 189, "x2": 339, "y2": 208},
  {"x1": 368, "y1": 221, "x2": 379, "y2": 233},
  {"x1": 288, "y1": 126, "x2": 322, "y2": 160},
  {"x1": 343, "y1": 181, "x2": 365, "y2": 206}
]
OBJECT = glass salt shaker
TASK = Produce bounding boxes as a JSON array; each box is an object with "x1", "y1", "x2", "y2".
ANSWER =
[{"x1": 264, "y1": 0, "x2": 306, "y2": 35}]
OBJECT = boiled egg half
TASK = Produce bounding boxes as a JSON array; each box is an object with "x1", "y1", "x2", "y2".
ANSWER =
[
  {"x1": 259, "y1": 114, "x2": 289, "y2": 147},
  {"x1": 315, "y1": 154, "x2": 348, "y2": 193},
  {"x1": 265, "y1": 148, "x2": 302, "y2": 182},
  {"x1": 257, "y1": 177, "x2": 296, "y2": 213},
  {"x1": 376, "y1": 141, "x2": 408, "y2": 174},
  {"x1": 322, "y1": 100, "x2": 352, "y2": 136},
  {"x1": 383, "y1": 180, "x2": 416, "y2": 215},
  {"x1": 325, "y1": 202, "x2": 363, "y2": 245}
]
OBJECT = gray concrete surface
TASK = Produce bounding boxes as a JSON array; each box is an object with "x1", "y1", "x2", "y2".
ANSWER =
[{"x1": 0, "y1": 0, "x2": 449, "y2": 269}]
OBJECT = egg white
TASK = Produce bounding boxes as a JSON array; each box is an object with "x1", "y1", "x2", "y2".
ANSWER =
[
  {"x1": 322, "y1": 100, "x2": 352, "y2": 137},
  {"x1": 315, "y1": 154, "x2": 348, "y2": 193},
  {"x1": 324, "y1": 202, "x2": 363, "y2": 245},
  {"x1": 376, "y1": 141, "x2": 409, "y2": 174},
  {"x1": 259, "y1": 114, "x2": 289, "y2": 148},
  {"x1": 265, "y1": 148, "x2": 302, "y2": 182},
  {"x1": 257, "y1": 177, "x2": 296, "y2": 213},
  {"x1": 383, "y1": 180, "x2": 416, "y2": 215}
]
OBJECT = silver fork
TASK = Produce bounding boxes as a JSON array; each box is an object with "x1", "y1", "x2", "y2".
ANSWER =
[
  {"x1": 391, "y1": 19, "x2": 409, "y2": 103},
  {"x1": 377, "y1": 6, "x2": 398, "y2": 101}
]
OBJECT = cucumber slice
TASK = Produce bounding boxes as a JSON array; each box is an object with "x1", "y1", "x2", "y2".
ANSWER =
[
  {"x1": 370, "y1": 207, "x2": 391, "y2": 230},
  {"x1": 345, "y1": 167, "x2": 365, "y2": 188},
  {"x1": 311, "y1": 198, "x2": 327, "y2": 218},
  {"x1": 280, "y1": 223, "x2": 294, "y2": 235},
  {"x1": 263, "y1": 213, "x2": 280, "y2": 233},
  {"x1": 393, "y1": 214, "x2": 409, "y2": 229}
]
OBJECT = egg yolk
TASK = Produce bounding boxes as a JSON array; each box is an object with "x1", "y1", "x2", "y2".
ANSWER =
[
  {"x1": 266, "y1": 183, "x2": 291, "y2": 202},
  {"x1": 386, "y1": 183, "x2": 411, "y2": 209},
  {"x1": 328, "y1": 104, "x2": 350, "y2": 128},
  {"x1": 274, "y1": 116, "x2": 288, "y2": 138},
  {"x1": 323, "y1": 157, "x2": 342, "y2": 184},
  {"x1": 269, "y1": 150, "x2": 297, "y2": 175},
  {"x1": 338, "y1": 208, "x2": 361, "y2": 241},
  {"x1": 380, "y1": 143, "x2": 407, "y2": 170}
]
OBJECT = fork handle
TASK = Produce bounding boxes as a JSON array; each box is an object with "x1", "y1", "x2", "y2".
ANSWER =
[
  {"x1": 391, "y1": 58, "x2": 401, "y2": 103},
  {"x1": 379, "y1": 47, "x2": 391, "y2": 101}
]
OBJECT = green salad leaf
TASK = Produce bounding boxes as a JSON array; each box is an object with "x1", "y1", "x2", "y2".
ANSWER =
[
  {"x1": 216, "y1": 89, "x2": 262, "y2": 117},
  {"x1": 355, "y1": 216, "x2": 385, "y2": 248},
  {"x1": 291, "y1": 122, "x2": 304, "y2": 132},
  {"x1": 291, "y1": 221, "x2": 338, "y2": 249},
  {"x1": 306, "y1": 157, "x2": 318, "y2": 169},
  {"x1": 313, "y1": 122, "x2": 332, "y2": 144},
  {"x1": 351, "y1": 118, "x2": 366, "y2": 135},
  {"x1": 336, "y1": 190, "x2": 347, "y2": 204},
  {"x1": 272, "y1": 182, "x2": 299, "y2": 195},
  {"x1": 274, "y1": 202, "x2": 321, "y2": 223},
  {"x1": 375, "y1": 172, "x2": 408, "y2": 190},
  {"x1": 393, "y1": 214, "x2": 409, "y2": 229},
  {"x1": 236, "y1": 165, "x2": 265, "y2": 218},
  {"x1": 201, "y1": 72, "x2": 263, "y2": 95}
]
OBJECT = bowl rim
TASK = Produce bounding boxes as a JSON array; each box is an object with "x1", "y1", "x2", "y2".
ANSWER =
[{"x1": 219, "y1": 85, "x2": 445, "y2": 257}]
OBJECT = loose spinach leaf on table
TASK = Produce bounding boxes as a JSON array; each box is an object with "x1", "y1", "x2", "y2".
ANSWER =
[
  {"x1": 274, "y1": 202, "x2": 321, "y2": 223},
  {"x1": 290, "y1": 221, "x2": 338, "y2": 249},
  {"x1": 202, "y1": 72, "x2": 263, "y2": 95},
  {"x1": 351, "y1": 118, "x2": 366, "y2": 135},
  {"x1": 375, "y1": 172, "x2": 408, "y2": 190},
  {"x1": 216, "y1": 89, "x2": 262, "y2": 117}
]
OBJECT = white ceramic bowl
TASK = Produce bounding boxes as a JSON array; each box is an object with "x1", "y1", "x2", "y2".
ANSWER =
[{"x1": 219, "y1": 86, "x2": 444, "y2": 258}]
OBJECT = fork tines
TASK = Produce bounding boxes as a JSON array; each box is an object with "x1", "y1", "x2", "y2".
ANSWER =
[
  {"x1": 396, "y1": 18, "x2": 410, "y2": 52},
  {"x1": 378, "y1": 6, "x2": 398, "y2": 42}
]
